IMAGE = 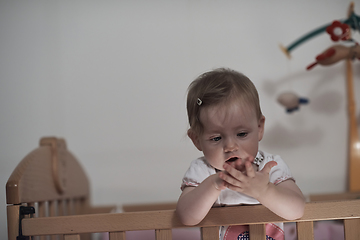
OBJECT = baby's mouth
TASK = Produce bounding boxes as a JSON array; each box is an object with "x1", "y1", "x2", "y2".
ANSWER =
[
  {"x1": 226, "y1": 157, "x2": 239, "y2": 163},
  {"x1": 226, "y1": 157, "x2": 246, "y2": 172}
]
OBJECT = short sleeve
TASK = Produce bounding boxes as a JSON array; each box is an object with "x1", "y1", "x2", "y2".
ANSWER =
[
  {"x1": 259, "y1": 152, "x2": 295, "y2": 185},
  {"x1": 181, "y1": 157, "x2": 214, "y2": 191}
]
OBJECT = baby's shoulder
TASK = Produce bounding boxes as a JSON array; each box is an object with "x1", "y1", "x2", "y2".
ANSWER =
[
  {"x1": 260, "y1": 150, "x2": 284, "y2": 163},
  {"x1": 189, "y1": 157, "x2": 213, "y2": 170},
  {"x1": 259, "y1": 150, "x2": 289, "y2": 171},
  {"x1": 183, "y1": 157, "x2": 215, "y2": 183}
]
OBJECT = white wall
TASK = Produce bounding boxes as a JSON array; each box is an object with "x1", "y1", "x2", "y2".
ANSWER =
[{"x1": 1, "y1": 1, "x2": 359, "y2": 238}]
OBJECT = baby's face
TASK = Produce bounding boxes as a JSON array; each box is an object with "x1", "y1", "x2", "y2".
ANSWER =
[{"x1": 194, "y1": 101, "x2": 265, "y2": 171}]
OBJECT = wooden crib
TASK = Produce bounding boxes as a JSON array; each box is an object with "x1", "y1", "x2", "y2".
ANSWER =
[{"x1": 6, "y1": 137, "x2": 360, "y2": 240}]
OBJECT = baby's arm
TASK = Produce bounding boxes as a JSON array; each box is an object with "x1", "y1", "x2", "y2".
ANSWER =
[
  {"x1": 176, "y1": 173, "x2": 226, "y2": 226},
  {"x1": 220, "y1": 161, "x2": 305, "y2": 220},
  {"x1": 258, "y1": 179, "x2": 305, "y2": 220}
]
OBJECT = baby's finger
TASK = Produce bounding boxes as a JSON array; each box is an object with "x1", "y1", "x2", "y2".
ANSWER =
[
  {"x1": 225, "y1": 183, "x2": 244, "y2": 193},
  {"x1": 245, "y1": 161, "x2": 256, "y2": 178},
  {"x1": 223, "y1": 163, "x2": 246, "y2": 181},
  {"x1": 219, "y1": 171, "x2": 242, "y2": 188}
]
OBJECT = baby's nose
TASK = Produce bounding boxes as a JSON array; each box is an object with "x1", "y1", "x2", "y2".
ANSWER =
[{"x1": 224, "y1": 138, "x2": 239, "y2": 153}]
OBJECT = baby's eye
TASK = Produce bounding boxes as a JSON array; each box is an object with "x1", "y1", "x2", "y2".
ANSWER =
[
  {"x1": 237, "y1": 132, "x2": 248, "y2": 137},
  {"x1": 211, "y1": 136, "x2": 222, "y2": 142}
]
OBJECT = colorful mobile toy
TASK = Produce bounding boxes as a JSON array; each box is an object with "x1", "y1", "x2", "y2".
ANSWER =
[
  {"x1": 279, "y1": 2, "x2": 360, "y2": 192},
  {"x1": 280, "y1": 4, "x2": 360, "y2": 59},
  {"x1": 277, "y1": 92, "x2": 309, "y2": 113}
]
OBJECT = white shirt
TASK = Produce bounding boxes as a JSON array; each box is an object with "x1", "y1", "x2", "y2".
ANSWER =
[{"x1": 181, "y1": 150, "x2": 294, "y2": 240}]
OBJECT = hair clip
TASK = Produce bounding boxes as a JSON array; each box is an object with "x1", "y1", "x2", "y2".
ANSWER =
[{"x1": 197, "y1": 98, "x2": 203, "y2": 106}]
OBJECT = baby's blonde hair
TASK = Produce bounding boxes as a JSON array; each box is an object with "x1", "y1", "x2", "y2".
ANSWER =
[{"x1": 187, "y1": 68, "x2": 262, "y2": 135}]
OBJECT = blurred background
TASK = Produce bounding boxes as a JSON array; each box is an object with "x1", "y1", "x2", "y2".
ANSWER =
[{"x1": 1, "y1": 1, "x2": 359, "y2": 238}]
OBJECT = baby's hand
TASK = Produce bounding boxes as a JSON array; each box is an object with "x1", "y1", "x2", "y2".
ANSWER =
[
  {"x1": 227, "y1": 159, "x2": 258, "y2": 175},
  {"x1": 219, "y1": 160, "x2": 277, "y2": 199}
]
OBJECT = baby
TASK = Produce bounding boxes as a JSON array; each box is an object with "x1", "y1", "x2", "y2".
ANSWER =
[{"x1": 176, "y1": 68, "x2": 305, "y2": 240}]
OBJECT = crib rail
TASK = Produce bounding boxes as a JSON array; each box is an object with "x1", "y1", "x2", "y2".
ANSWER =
[
  {"x1": 7, "y1": 137, "x2": 360, "y2": 240},
  {"x1": 17, "y1": 199, "x2": 360, "y2": 240}
]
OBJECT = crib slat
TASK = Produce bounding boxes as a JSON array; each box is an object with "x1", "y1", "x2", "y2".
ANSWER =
[
  {"x1": 58, "y1": 200, "x2": 64, "y2": 215},
  {"x1": 109, "y1": 231, "x2": 126, "y2": 240},
  {"x1": 249, "y1": 224, "x2": 265, "y2": 240},
  {"x1": 64, "y1": 234, "x2": 80, "y2": 240},
  {"x1": 38, "y1": 201, "x2": 46, "y2": 217},
  {"x1": 63, "y1": 200, "x2": 69, "y2": 216},
  {"x1": 49, "y1": 201, "x2": 56, "y2": 216},
  {"x1": 296, "y1": 221, "x2": 314, "y2": 240},
  {"x1": 201, "y1": 226, "x2": 219, "y2": 240},
  {"x1": 344, "y1": 218, "x2": 360, "y2": 239},
  {"x1": 38, "y1": 202, "x2": 46, "y2": 240},
  {"x1": 74, "y1": 199, "x2": 81, "y2": 215},
  {"x1": 58, "y1": 200, "x2": 64, "y2": 240},
  {"x1": 155, "y1": 229, "x2": 172, "y2": 240},
  {"x1": 49, "y1": 201, "x2": 58, "y2": 240},
  {"x1": 66, "y1": 199, "x2": 73, "y2": 215},
  {"x1": 7, "y1": 205, "x2": 21, "y2": 240}
]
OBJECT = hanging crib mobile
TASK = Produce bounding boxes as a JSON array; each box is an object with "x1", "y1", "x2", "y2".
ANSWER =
[{"x1": 279, "y1": 2, "x2": 360, "y2": 192}]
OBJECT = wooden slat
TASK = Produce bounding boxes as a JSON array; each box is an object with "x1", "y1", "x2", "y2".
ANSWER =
[
  {"x1": 296, "y1": 221, "x2": 314, "y2": 240},
  {"x1": 49, "y1": 201, "x2": 58, "y2": 240},
  {"x1": 249, "y1": 224, "x2": 265, "y2": 240},
  {"x1": 74, "y1": 199, "x2": 80, "y2": 215},
  {"x1": 23, "y1": 209, "x2": 179, "y2": 235},
  {"x1": 49, "y1": 201, "x2": 56, "y2": 217},
  {"x1": 22, "y1": 200, "x2": 360, "y2": 236},
  {"x1": 109, "y1": 232, "x2": 126, "y2": 240},
  {"x1": 64, "y1": 234, "x2": 80, "y2": 240},
  {"x1": 38, "y1": 202, "x2": 46, "y2": 240},
  {"x1": 58, "y1": 200, "x2": 64, "y2": 240},
  {"x1": 200, "y1": 226, "x2": 219, "y2": 240},
  {"x1": 344, "y1": 218, "x2": 360, "y2": 239},
  {"x1": 155, "y1": 229, "x2": 172, "y2": 240},
  {"x1": 58, "y1": 200, "x2": 64, "y2": 216},
  {"x1": 66, "y1": 199, "x2": 72, "y2": 215},
  {"x1": 38, "y1": 202, "x2": 46, "y2": 217},
  {"x1": 123, "y1": 202, "x2": 177, "y2": 212},
  {"x1": 7, "y1": 205, "x2": 20, "y2": 240}
]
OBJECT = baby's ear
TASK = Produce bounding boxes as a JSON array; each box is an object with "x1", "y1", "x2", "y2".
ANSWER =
[
  {"x1": 258, "y1": 115, "x2": 265, "y2": 141},
  {"x1": 187, "y1": 129, "x2": 202, "y2": 151}
]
